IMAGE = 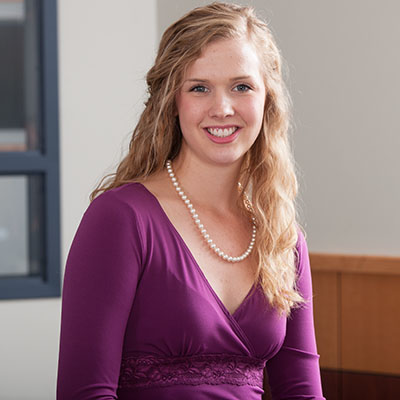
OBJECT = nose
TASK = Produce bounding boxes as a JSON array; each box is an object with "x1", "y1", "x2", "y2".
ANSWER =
[{"x1": 208, "y1": 91, "x2": 234, "y2": 119}]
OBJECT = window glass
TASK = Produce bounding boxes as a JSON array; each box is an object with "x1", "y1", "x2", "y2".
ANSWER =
[
  {"x1": 0, "y1": 0, "x2": 41, "y2": 152},
  {"x1": 0, "y1": 0, "x2": 59, "y2": 299},
  {"x1": 0, "y1": 174, "x2": 44, "y2": 277}
]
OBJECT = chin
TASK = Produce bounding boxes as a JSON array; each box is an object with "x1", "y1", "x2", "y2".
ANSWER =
[{"x1": 206, "y1": 153, "x2": 245, "y2": 167}]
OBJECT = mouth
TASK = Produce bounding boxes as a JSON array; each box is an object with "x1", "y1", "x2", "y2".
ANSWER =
[{"x1": 206, "y1": 126, "x2": 239, "y2": 138}]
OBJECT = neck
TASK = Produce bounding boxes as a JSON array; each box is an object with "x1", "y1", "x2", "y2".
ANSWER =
[{"x1": 168, "y1": 154, "x2": 244, "y2": 215}]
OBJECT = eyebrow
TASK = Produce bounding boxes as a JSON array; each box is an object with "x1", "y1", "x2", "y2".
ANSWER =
[{"x1": 184, "y1": 75, "x2": 253, "y2": 83}]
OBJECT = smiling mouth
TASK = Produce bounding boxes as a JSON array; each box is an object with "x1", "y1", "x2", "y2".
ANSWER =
[{"x1": 206, "y1": 127, "x2": 239, "y2": 138}]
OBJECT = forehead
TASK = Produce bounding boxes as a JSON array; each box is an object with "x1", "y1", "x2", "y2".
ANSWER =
[{"x1": 184, "y1": 38, "x2": 263, "y2": 81}]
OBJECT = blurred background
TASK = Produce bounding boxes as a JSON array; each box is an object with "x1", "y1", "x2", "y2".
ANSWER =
[{"x1": 0, "y1": 0, "x2": 399, "y2": 398}]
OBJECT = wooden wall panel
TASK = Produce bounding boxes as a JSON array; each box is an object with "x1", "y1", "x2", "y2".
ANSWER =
[
  {"x1": 341, "y1": 274, "x2": 400, "y2": 375},
  {"x1": 320, "y1": 369, "x2": 341, "y2": 400},
  {"x1": 341, "y1": 370, "x2": 400, "y2": 400},
  {"x1": 320, "y1": 369, "x2": 400, "y2": 400},
  {"x1": 312, "y1": 271, "x2": 340, "y2": 369},
  {"x1": 310, "y1": 253, "x2": 400, "y2": 275}
]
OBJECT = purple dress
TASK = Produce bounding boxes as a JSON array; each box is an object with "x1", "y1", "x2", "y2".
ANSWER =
[{"x1": 57, "y1": 182, "x2": 325, "y2": 399}]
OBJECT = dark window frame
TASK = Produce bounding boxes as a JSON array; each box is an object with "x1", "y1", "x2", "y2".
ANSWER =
[{"x1": 0, "y1": 0, "x2": 60, "y2": 300}]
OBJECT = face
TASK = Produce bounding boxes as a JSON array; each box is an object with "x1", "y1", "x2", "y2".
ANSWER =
[{"x1": 175, "y1": 37, "x2": 266, "y2": 168}]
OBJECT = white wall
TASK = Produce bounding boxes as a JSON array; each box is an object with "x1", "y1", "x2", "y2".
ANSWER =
[
  {"x1": 157, "y1": 0, "x2": 400, "y2": 257},
  {"x1": 0, "y1": 1, "x2": 157, "y2": 399}
]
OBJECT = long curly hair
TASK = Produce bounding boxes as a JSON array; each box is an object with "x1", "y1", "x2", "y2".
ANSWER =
[{"x1": 90, "y1": 2, "x2": 305, "y2": 316}]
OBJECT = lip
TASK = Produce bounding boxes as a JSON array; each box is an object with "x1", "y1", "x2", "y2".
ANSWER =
[
  {"x1": 204, "y1": 125, "x2": 240, "y2": 130},
  {"x1": 203, "y1": 127, "x2": 241, "y2": 144}
]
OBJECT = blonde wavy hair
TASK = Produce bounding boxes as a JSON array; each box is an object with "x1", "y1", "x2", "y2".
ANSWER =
[{"x1": 90, "y1": 2, "x2": 306, "y2": 316}]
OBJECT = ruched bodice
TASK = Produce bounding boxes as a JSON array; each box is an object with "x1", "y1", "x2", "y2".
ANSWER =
[{"x1": 57, "y1": 183, "x2": 325, "y2": 399}]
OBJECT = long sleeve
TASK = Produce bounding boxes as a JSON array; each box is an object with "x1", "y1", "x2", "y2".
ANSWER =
[
  {"x1": 57, "y1": 191, "x2": 144, "y2": 399},
  {"x1": 266, "y1": 230, "x2": 325, "y2": 399}
]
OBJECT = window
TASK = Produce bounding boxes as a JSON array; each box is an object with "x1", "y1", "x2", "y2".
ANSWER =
[{"x1": 0, "y1": 0, "x2": 60, "y2": 299}]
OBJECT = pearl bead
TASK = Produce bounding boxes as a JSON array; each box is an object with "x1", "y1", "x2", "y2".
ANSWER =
[{"x1": 165, "y1": 159, "x2": 256, "y2": 263}]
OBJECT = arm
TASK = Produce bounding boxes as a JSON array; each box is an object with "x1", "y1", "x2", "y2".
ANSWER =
[
  {"x1": 57, "y1": 191, "x2": 143, "y2": 399},
  {"x1": 265, "y1": 230, "x2": 325, "y2": 400}
]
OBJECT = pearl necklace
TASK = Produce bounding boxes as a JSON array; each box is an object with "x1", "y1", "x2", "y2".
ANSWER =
[{"x1": 166, "y1": 159, "x2": 256, "y2": 263}]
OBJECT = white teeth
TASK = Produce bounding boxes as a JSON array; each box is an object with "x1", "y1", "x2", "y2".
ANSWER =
[{"x1": 207, "y1": 127, "x2": 238, "y2": 137}]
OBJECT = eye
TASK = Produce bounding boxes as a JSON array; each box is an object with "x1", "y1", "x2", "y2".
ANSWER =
[
  {"x1": 189, "y1": 85, "x2": 209, "y2": 93},
  {"x1": 233, "y1": 84, "x2": 251, "y2": 92}
]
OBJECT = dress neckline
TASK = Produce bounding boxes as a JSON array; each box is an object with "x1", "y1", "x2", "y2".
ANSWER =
[{"x1": 135, "y1": 182, "x2": 258, "y2": 320}]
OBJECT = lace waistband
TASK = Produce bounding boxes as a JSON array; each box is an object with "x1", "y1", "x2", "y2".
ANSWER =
[{"x1": 118, "y1": 353, "x2": 265, "y2": 389}]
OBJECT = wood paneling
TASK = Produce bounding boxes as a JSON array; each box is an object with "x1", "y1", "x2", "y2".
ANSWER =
[
  {"x1": 310, "y1": 253, "x2": 400, "y2": 275},
  {"x1": 321, "y1": 369, "x2": 400, "y2": 400},
  {"x1": 266, "y1": 252, "x2": 400, "y2": 399},
  {"x1": 320, "y1": 369, "x2": 341, "y2": 400},
  {"x1": 310, "y1": 252, "x2": 400, "y2": 378},
  {"x1": 312, "y1": 271, "x2": 340, "y2": 369},
  {"x1": 341, "y1": 274, "x2": 400, "y2": 375},
  {"x1": 342, "y1": 370, "x2": 400, "y2": 400}
]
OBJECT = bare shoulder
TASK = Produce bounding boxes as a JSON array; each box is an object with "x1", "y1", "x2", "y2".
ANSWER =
[{"x1": 139, "y1": 171, "x2": 177, "y2": 205}]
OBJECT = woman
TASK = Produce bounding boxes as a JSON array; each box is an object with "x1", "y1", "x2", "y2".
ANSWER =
[{"x1": 57, "y1": 2, "x2": 325, "y2": 399}]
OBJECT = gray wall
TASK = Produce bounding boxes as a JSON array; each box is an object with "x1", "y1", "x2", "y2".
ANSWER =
[{"x1": 157, "y1": 0, "x2": 400, "y2": 256}]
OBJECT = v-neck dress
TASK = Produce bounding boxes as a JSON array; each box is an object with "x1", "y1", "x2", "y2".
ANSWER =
[{"x1": 57, "y1": 182, "x2": 325, "y2": 399}]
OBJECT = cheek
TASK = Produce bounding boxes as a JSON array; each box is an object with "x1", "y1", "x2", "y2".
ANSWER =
[
  {"x1": 177, "y1": 99, "x2": 204, "y2": 125},
  {"x1": 241, "y1": 98, "x2": 265, "y2": 124}
]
